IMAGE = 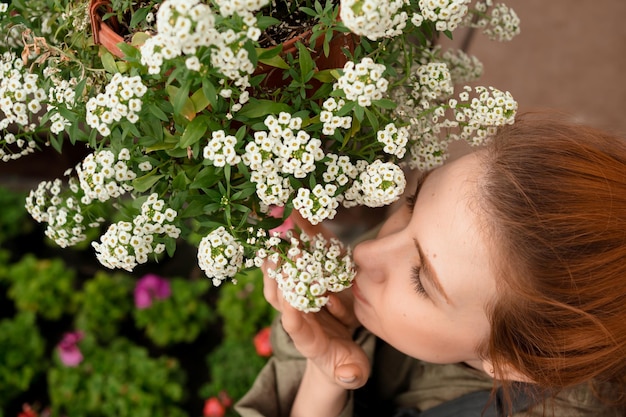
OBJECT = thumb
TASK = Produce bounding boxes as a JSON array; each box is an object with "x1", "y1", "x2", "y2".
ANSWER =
[{"x1": 334, "y1": 360, "x2": 370, "y2": 390}]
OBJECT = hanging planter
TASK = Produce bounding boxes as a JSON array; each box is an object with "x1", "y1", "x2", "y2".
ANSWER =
[
  {"x1": 89, "y1": 0, "x2": 126, "y2": 58},
  {"x1": 88, "y1": 0, "x2": 355, "y2": 84}
]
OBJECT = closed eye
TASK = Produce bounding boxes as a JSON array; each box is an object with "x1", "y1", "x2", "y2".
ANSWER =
[{"x1": 411, "y1": 266, "x2": 428, "y2": 297}]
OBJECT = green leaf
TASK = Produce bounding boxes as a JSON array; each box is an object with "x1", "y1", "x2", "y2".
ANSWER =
[
  {"x1": 133, "y1": 172, "x2": 165, "y2": 193},
  {"x1": 190, "y1": 88, "x2": 211, "y2": 113},
  {"x1": 235, "y1": 99, "x2": 291, "y2": 119},
  {"x1": 202, "y1": 79, "x2": 218, "y2": 108},
  {"x1": 297, "y1": 42, "x2": 314, "y2": 82},
  {"x1": 257, "y1": 45, "x2": 289, "y2": 69},
  {"x1": 179, "y1": 115, "x2": 209, "y2": 148},
  {"x1": 129, "y1": 6, "x2": 150, "y2": 28},
  {"x1": 372, "y1": 99, "x2": 397, "y2": 109},
  {"x1": 100, "y1": 52, "x2": 118, "y2": 74}
]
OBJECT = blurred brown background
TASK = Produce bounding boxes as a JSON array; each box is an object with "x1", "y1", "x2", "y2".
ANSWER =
[{"x1": 453, "y1": 0, "x2": 626, "y2": 135}]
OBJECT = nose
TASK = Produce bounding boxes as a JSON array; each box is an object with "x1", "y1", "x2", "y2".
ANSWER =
[{"x1": 353, "y1": 232, "x2": 403, "y2": 284}]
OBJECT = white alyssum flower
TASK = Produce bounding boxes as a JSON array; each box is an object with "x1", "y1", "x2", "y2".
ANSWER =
[
  {"x1": 85, "y1": 73, "x2": 147, "y2": 136},
  {"x1": 320, "y1": 97, "x2": 352, "y2": 136},
  {"x1": 75, "y1": 148, "x2": 136, "y2": 204},
  {"x1": 0, "y1": 52, "x2": 44, "y2": 161},
  {"x1": 242, "y1": 113, "x2": 325, "y2": 206},
  {"x1": 197, "y1": 226, "x2": 244, "y2": 286},
  {"x1": 335, "y1": 58, "x2": 389, "y2": 107},
  {"x1": 410, "y1": 62, "x2": 454, "y2": 107},
  {"x1": 25, "y1": 178, "x2": 103, "y2": 248},
  {"x1": 345, "y1": 160, "x2": 406, "y2": 208},
  {"x1": 376, "y1": 123, "x2": 410, "y2": 158},
  {"x1": 92, "y1": 194, "x2": 181, "y2": 272},
  {"x1": 203, "y1": 130, "x2": 241, "y2": 167},
  {"x1": 266, "y1": 232, "x2": 355, "y2": 313},
  {"x1": 418, "y1": 0, "x2": 471, "y2": 32},
  {"x1": 452, "y1": 85, "x2": 517, "y2": 145},
  {"x1": 214, "y1": 0, "x2": 270, "y2": 16},
  {"x1": 292, "y1": 183, "x2": 340, "y2": 225},
  {"x1": 140, "y1": 0, "x2": 218, "y2": 74},
  {"x1": 340, "y1": 0, "x2": 409, "y2": 40},
  {"x1": 471, "y1": 2, "x2": 520, "y2": 42}
]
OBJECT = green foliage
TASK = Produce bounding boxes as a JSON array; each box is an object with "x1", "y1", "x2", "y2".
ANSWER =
[
  {"x1": 0, "y1": 186, "x2": 30, "y2": 244},
  {"x1": 75, "y1": 271, "x2": 134, "y2": 341},
  {"x1": 133, "y1": 277, "x2": 215, "y2": 346},
  {"x1": 216, "y1": 268, "x2": 276, "y2": 341},
  {"x1": 1, "y1": 254, "x2": 78, "y2": 320},
  {"x1": 0, "y1": 311, "x2": 47, "y2": 409},
  {"x1": 48, "y1": 334, "x2": 187, "y2": 417},
  {"x1": 201, "y1": 269, "x2": 275, "y2": 401},
  {"x1": 201, "y1": 338, "x2": 268, "y2": 402}
]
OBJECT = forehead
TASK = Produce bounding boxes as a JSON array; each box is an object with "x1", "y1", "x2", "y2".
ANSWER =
[{"x1": 414, "y1": 153, "x2": 496, "y2": 306}]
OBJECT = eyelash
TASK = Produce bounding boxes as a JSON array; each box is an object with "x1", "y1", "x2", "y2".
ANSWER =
[
  {"x1": 411, "y1": 266, "x2": 428, "y2": 297},
  {"x1": 405, "y1": 193, "x2": 417, "y2": 212}
]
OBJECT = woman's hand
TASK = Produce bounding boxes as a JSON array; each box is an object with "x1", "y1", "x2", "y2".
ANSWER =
[{"x1": 262, "y1": 257, "x2": 370, "y2": 390}]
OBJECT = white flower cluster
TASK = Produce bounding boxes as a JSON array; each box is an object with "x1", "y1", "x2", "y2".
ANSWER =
[
  {"x1": 140, "y1": 0, "x2": 218, "y2": 74},
  {"x1": 320, "y1": 97, "x2": 353, "y2": 136},
  {"x1": 75, "y1": 148, "x2": 136, "y2": 204},
  {"x1": 266, "y1": 233, "x2": 356, "y2": 313},
  {"x1": 322, "y1": 153, "x2": 359, "y2": 188},
  {"x1": 408, "y1": 134, "x2": 449, "y2": 171},
  {"x1": 214, "y1": 0, "x2": 270, "y2": 16},
  {"x1": 25, "y1": 178, "x2": 103, "y2": 248},
  {"x1": 242, "y1": 113, "x2": 325, "y2": 205},
  {"x1": 46, "y1": 76, "x2": 77, "y2": 134},
  {"x1": 197, "y1": 226, "x2": 244, "y2": 286},
  {"x1": 340, "y1": 0, "x2": 409, "y2": 41},
  {"x1": 377, "y1": 123, "x2": 410, "y2": 158},
  {"x1": 410, "y1": 62, "x2": 454, "y2": 108},
  {"x1": 85, "y1": 73, "x2": 147, "y2": 136},
  {"x1": 418, "y1": 0, "x2": 470, "y2": 32},
  {"x1": 92, "y1": 194, "x2": 180, "y2": 272},
  {"x1": 0, "y1": 3, "x2": 8, "y2": 13},
  {"x1": 335, "y1": 58, "x2": 389, "y2": 107},
  {"x1": 292, "y1": 183, "x2": 340, "y2": 225},
  {"x1": 140, "y1": 0, "x2": 261, "y2": 92},
  {"x1": 344, "y1": 160, "x2": 406, "y2": 208},
  {"x1": 438, "y1": 48, "x2": 483, "y2": 84},
  {"x1": 452, "y1": 85, "x2": 517, "y2": 145},
  {"x1": 0, "y1": 52, "x2": 43, "y2": 160},
  {"x1": 203, "y1": 130, "x2": 241, "y2": 167},
  {"x1": 471, "y1": 1, "x2": 520, "y2": 42}
]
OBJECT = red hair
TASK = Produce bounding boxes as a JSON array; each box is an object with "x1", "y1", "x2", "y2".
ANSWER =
[{"x1": 478, "y1": 116, "x2": 626, "y2": 412}]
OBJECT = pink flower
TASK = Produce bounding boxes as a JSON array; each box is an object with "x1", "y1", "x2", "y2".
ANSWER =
[
  {"x1": 253, "y1": 326, "x2": 272, "y2": 357},
  {"x1": 57, "y1": 331, "x2": 84, "y2": 367},
  {"x1": 268, "y1": 206, "x2": 294, "y2": 238},
  {"x1": 134, "y1": 274, "x2": 171, "y2": 309},
  {"x1": 218, "y1": 390, "x2": 232, "y2": 408},
  {"x1": 203, "y1": 397, "x2": 225, "y2": 417}
]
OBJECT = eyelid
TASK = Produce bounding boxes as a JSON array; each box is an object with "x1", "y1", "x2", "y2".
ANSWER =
[
  {"x1": 411, "y1": 266, "x2": 429, "y2": 298},
  {"x1": 406, "y1": 193, "x2": 417, "y2": 212}
]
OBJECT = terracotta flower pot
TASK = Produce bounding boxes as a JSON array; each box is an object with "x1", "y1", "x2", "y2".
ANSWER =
[
  {"x1": 89, "y1": 0, "x2": 355, "y2": 81},
  {"x1": 89, "y1": 0, "x2": 126, "y2": 58}
]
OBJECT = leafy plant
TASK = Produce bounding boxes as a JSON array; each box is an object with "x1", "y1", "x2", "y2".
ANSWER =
[
  {"x1": 74, "y1": 270, "x2": 134, "y2": 341},
  {"x1": 48, "y1": 334, "x2": 187, "y2": 417},
  {"x1": 133, "y1": 276, "x2": 215, "y2": 346},
  {"x1": 0, "y1": 311, "x2": 47, "y2": 411},
  {"x1": 1, "y1": 254, "x2": 78, "y2": 320}
]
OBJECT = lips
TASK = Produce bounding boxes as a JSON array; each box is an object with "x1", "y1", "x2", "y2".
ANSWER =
[{"x1": 352, "y1": 278, "x2": 370, "y2": 306}]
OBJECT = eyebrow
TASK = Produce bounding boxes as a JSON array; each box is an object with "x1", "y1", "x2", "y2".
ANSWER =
[{"x1": 411, "y1": 170, "x2": 452, "y2": 305}]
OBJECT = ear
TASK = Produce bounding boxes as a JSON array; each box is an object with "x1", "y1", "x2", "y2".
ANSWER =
[{"x1": 479, "y1": 358, "x2": 534, "y2": 383}]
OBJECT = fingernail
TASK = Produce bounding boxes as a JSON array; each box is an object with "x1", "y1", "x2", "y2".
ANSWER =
[{"x1": 338, "y1": 375, "x2": 356, "y2": 383}]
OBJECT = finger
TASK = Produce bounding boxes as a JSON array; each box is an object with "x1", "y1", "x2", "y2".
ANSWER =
[
  {"x1": 290, "y1": 210, "x2": 336, "y2": 241},
  {"x1": 262, "y1": 261, "x2": 281, "y2": 310},
  {"x1": 280, "y1": 304, "x2": 324, "y2": 357},
  {"x1": 326, "y1": 294, "x2": 356, "y2": 328},
  {"x1": 335, "y1": 360, "x2": 370, "y2": 390}
]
